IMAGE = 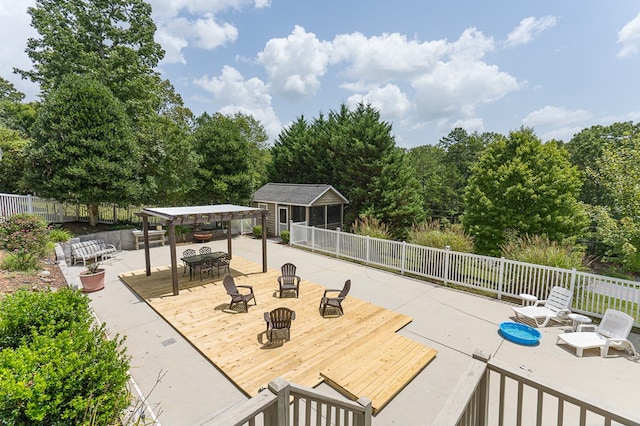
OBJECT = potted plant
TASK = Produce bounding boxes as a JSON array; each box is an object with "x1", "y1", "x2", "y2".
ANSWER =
[{"x1": 79, "y1": 262, "x2": 105, "y2": 292}]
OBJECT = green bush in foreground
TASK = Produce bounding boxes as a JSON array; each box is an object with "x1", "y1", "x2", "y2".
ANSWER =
[
  {"x1": 0, "y1": 289, "x2": 130, "y2": 425},
  {"x1": 0, "y1": 288, "x2": 93, "y2": 349}
]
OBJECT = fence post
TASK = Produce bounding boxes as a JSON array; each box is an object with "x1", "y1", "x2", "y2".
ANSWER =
[
  {"x1": 569, "y1": 267, "x2": 577, "y2": 298},
  {"x1": 444, "y1": 246, "x2": 451, "y2": 285},
  {"x1": 27, "y1": 194, "x2": 33, "y2": 214},
  {"x1": 268, "y1": 377, "x2": 290, "y2": 426},
  {"x1": 401, "y1": 241, "x2": 407, "y2": 275},
  {"x1": 366, "y1": 235, "x2": 371, "y2": 265},
  {"x1": 289, "y1": 220, "x2": 293, "y2": 246},
  {"x1": 311, "y1": 226, "x2": 315, "y2": 252},
  {"x1": 498, "y1": 257, "x2": 505, "y2": 300},
  {"x1": 336, "y1": 227, "x2": 341, "y2": 257}
]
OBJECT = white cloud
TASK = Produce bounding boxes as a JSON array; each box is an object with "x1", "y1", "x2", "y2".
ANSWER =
[
  {"x1": 192, "y1": 14, "x2": 238, "y2": 50},
  {"x1": 150, "y1": 0, "x2": 265, "y2": 65},
  {"x1": 193, "y1": 65, "x2": 281, "y2": 140},
  {"x1": 617, "y1": 12, "x2": 640, "y2": 58},
  {"x1": 345, "y1": 84, "x2": 412, "y2": 119},
  {"x1": 332, "y1": 32, "x2": 448, "y2": 81},
  {"x1": 522, "y1": 106, "x2": 591, "y2": 127},
  {"x1": 539, "y1": 127, "x2": 583, "y2": 143},
  {"x1": 505, "y1": 16, "x2": 557, "y2": 47},
  {"x1": 257, "y1": 26, "x2": 333, "y2": 100}
]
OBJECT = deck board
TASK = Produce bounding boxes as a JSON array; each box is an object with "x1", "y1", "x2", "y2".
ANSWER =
[{"x1": 119, "y1": 256, "x2": 436, "y2": 413}]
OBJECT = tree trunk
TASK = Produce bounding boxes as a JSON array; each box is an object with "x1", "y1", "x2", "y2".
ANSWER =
[{"x1": 88, "y1": 204, "x2": 99, "y2": 227}]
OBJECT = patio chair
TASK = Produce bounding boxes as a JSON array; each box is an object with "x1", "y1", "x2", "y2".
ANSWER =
[
  {"x1": 222, "y1": 275, "x2": 256, "y2": 312},
  {"x1": 277, "y1": 263, "x2": 301, "y2": 298},
  {"x1": 512, "y1": 286, "x2": 572, "y2": 327},
  {"x1": 213, "y1": 254, "x2": 230, "y2": 277},
  {"x1": 182, "y1": 249, "x2": 196, "y2": 276},
  {"x1": 264, "y1": 307, "x2": 296, "y2": 341},
  {"x1": 556, "y1": 309, "x2": 638, "y2": 358},
  {"x1": 319, "y1": 279, "x2": 351, "y2": 316},
  {"x1": 197, "y1": 258, "x2": 215, "y2": 281},
  {"x1": 199, "y1": 246, "x2": 212, "y2": 255}
]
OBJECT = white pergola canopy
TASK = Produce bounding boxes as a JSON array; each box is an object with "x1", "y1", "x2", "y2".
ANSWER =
[{"x1": 138, "y1": 204, "x2": 268, "y2": 295}]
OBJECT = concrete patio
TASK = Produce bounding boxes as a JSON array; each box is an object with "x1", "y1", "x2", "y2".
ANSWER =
[{"x1": 61, "y1": 236, "x2": 640, "y2": 425}]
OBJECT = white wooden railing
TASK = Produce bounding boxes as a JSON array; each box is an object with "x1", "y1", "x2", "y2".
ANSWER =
[
  {"x1": 432, "y1": 351, "x2": 639, "y2": 426},
  {"x1": 200, "y1": 377, "x2": 372, "y2": 426},
  {"x1": 290, "y1": 224, "x2": 640, "y2": 326}
]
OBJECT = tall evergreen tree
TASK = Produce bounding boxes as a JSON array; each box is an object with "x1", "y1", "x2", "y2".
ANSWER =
[{"x1": 269, "y1": 103, "x2": 424, "y2": 238}]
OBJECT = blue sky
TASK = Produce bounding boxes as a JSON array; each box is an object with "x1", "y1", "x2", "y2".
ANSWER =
[{"x1": 2, "y1": 1, "x2": 640, "y2": 148}]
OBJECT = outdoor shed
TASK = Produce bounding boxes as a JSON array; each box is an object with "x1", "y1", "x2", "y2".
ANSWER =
[{"x1": 252, "y1": 183, "x2": 349, "y2": 237}]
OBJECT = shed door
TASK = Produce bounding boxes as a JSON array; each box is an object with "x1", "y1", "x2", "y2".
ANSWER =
[{"x1": 278, "y1": 207, "x2": 288, "y2": 234}]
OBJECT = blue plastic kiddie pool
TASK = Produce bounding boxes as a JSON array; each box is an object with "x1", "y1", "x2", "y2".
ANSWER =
[{"x1": 499, "y1": 322, "x2": 541, "y2": 346}]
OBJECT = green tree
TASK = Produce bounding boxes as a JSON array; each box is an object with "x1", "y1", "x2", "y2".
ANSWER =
[
  {"x1": 269, "y1": 103, "x2": 424, "y2": 238},
  {"x1": 0, "y1": 126, "x2": 29, "y2": 193},
  {"x1": 268, "y1": 116, "x2": 312, "y2": 183},
  {"x1": 191, "y1": 112, "x2": 268, "y2": 205},
  {"x1": 438, "y1": 127, "x2": 494, "y2": 180},
  {"x1": 16, "y1": 0, "x2": 164, "y2": 119},
  {"x1": 26, "y1": 74, "x2": 141, "y2": 225},
  {"x1": 566, "y1": 122, "x2": 640, "y2": 207},
  {"x1": 136, "y1": 112, "x2": 197, "y2": 206},
  {"x1": 596, "y1": 144, "x2": 640, "y2": 219},
  {"x1": 0, "y1": 77, "x2": 37, "y2": 138},
  {"x1": 463, "y1": 127, "x2": 587, "y2": 255},
  {"x1": 0, "y1": 76, "x2": 25, "y2": 103},
  {"x1": 406, "y1": 145, "x2": 462, "y2": 220}
]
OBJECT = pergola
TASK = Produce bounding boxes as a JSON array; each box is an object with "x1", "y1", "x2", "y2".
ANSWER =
[{"x1": 138, "y1": 205, "x2": 268, "y2": 296}]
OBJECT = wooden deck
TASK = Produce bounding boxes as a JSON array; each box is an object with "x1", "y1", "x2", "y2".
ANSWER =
[{"x1": 118, "y1": 256, "x2": 437, "y2": 413}]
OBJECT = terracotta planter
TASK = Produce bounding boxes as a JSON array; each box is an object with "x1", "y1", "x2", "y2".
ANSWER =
[{"x1": 79, "y1": 268, "x2": 105, "y2": 292}]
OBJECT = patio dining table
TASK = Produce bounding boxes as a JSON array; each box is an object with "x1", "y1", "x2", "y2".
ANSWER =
[{"x1": 181, "y1": 251, "x2": 227, "y2": 280}]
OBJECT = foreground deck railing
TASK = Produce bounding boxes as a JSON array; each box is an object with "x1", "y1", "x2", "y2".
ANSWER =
[
  {"x1": 290, "y1": 224, "x2": 640, "y2": 327},
  {"x1": 200, "y1": 378, "x2": 372, "y2": 426},
  {"x1": 432, "y1": 351, "x2": 639, "y2": 426}
]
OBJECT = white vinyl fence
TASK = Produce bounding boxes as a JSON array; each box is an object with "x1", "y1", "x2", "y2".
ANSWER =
[
  {"x1": 0, "y1": 193, "x2": 256, "y2": 233},
  {"x1": 0, "y1": 193, "x2": 141, "y2": 224},
  {"x1": 290, "y1": 223, "x2": 640, "y2": 327}
]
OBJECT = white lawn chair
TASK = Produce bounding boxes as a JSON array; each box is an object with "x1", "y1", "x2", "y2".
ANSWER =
[
  {"x1": 556, "y1": 309, "x2": 638, "y2": 358},
  {"x1": 512, "y1": 286, "x2": 572, "y2": 327}
]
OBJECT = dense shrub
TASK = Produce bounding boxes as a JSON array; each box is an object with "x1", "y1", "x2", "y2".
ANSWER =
[
  {"x1": 500, "y1": 234, "x2": 586, "y2": 270},
  {"x1": 0, "y1": 213, "x2": 49, "y2": 271},
  {"x1": 351, "y1": 215, "x2": 392, "y2": 240},
  {"x1": 253, "y1": 225, "x2": 263, "y2": 238},
  {"x1": 0, "y1": 289, "x2": 130, "y2": 424},
  {"x1": 408, "y1": 220, "x2": 475, "y2": 253},
  {"x1": 280, "y1": 230, "x2": 290, "y2": 244},
  {"x1": 0, "y1": 288, "x2": 93, "y2": 349}
]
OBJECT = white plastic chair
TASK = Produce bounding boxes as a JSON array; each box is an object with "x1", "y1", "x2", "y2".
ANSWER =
[
  {"x1": 556, "y1": 309, "x2": 638, "y2": 357},
  {"x1": 512, "y1": 286, "x2": 572, "y2": 327}
]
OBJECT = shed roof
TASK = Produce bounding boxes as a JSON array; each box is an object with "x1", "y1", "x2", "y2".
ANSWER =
[{"x1": 252, "y1": 183, "x2": 349, "y2": 206}]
